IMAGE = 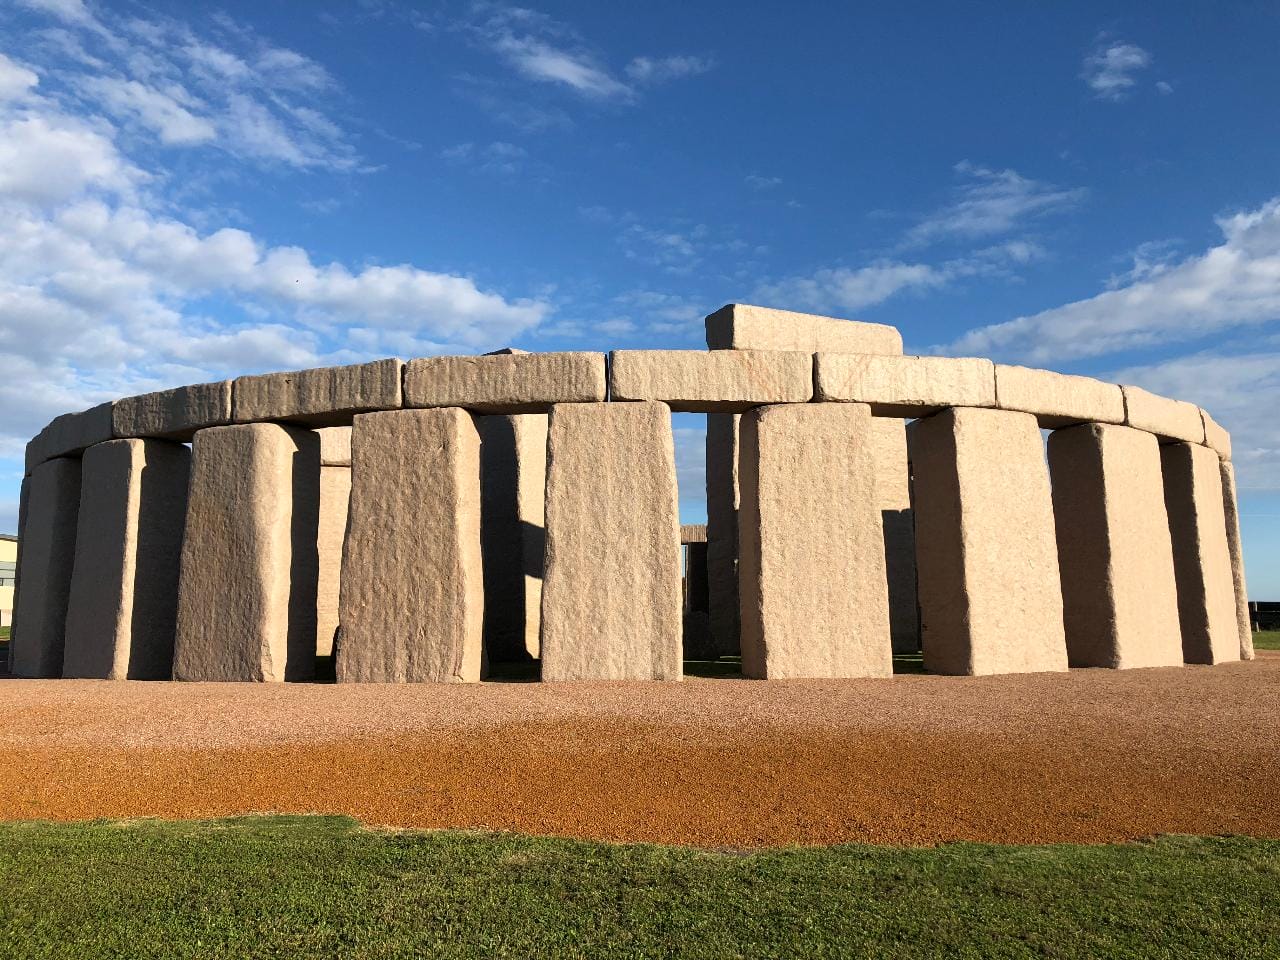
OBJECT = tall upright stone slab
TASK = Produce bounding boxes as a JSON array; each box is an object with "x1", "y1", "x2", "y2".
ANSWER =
[
  {"x1": 316, "y1": 466, "x2": 350, "y2": 661},
  {"x1": 540, "y1": 402, "x2": 682, "y2": 681},
  {"x1": 1047, "y1": 424, "x2": 1182, "y2": 669},
  {"x1": 908, "y1": 407, "x2": 1068, "y2": 676},
  {"x1": 63, "y1": 439, "x2": 190, "y2": 679},
  {"x1": 173, "y1": 424, "x2": 320, "y2": 682},
  {"x1": 704, "y1": 411, "x2": 740, "y2": 657},
  {"x1": 1219, "y1": 461, "x2": 1254, "y2": 660},
  {"x1": 872, "y1": 416, "x2": 920, "y2": 653},
  {"x1": 478, "y1": 414, "x2": 547, "y2": 663},
  {"x1": 738, "y1": 403, "x2": 892, "y2": 679},
  {"x1": 336, "y1": 409, "x2": 484, "y2": 683},
  {"x1": 1160, "y1": 442, "x2": 1240, "y2": 664},
  {"x1": 10, "y1": 458, "x2": 80, "y2": 678}
]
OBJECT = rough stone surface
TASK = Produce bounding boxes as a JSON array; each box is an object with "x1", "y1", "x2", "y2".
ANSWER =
[
  {"x1": 1047, "y1": 424, "x2": 1182, "y2": 669},
  {"x1": 173, "y1": 424, "x2": 320, "y2": 682},
  {"x1": 316, "y1": 465, "x2": 350, "y2": 660},
  {"x1": 540, "y1": 402, "x2": 682, "y2": 681},
  {"x1": 25, "y1": 403, "x2": 113, "y2": 474},
  {"x1": 871, "y1": 417, "x2": 920, "y2": 654},
  {"x1": 62, "y1": 440, "x2": 190, "y2": 679},
  {"x1": 1122, "y1": 385, "x2": 1204, "y2": 444},
  {"x1": 6, "y1": 478, "x2": 29, "y2": 673},
  {"x1": 1201, "y1": 409, "x2": 1232, "y2": 460},
  {"x1": 478, "y1": 414, "x2": 546, "y2": 663},
  {"x1": 316, "y1": 426, "x2": 351, "y2": 466},
  {"x1": 705, "y1": 413, "x2": 740, "y2": 658},
  {"x1": 404, "y1": 352, "x2": 605, "y2": 413},
  {"x1": 10, "y1": 458, "x2": 81, "y2": 677},
  {"x1": 1160, "y1": 442, "x2": 1240, "y2": 664},
  {"x1": 814, "y1": 354, "x2": 996, "y2": 417},
  {"x1": 1219, "y1": 460, "x2": 1254, "y2": 660},
  {"x1": 908, "y1": 407, "x2": 1068, "y2": 676},
  {"x1": 608, "y1": 349, "x2": 812, "y2": 412},
  {"x1": 337, "y1": 409, "x2": 484, "y2": 683},
  {"x1": 680, "y1": 524, "x2": 707, "y2": 544},
  {"x1": 705, "y1": 303, "x2": 903, "y2": 354},
  {"x1": 685, "y1": 542, "x2": 709, "y2": 613},
  {"x1": 738, "y1": 403, "x2": 892, "y2": 679},
  {"x1": 233, "y1": 359, "x2": 402, "y2": 427},
  {"x1": 111, "y1": 381, "x2": 231, "y2": 440},
  {"x1": 995, "y1": 365, "x2": 1125, "y2": 428}
]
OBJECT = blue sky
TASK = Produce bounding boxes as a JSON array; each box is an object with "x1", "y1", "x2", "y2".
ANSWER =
[{"x1": 1, "y1": 0, "x2": 1278, "y2": 594}]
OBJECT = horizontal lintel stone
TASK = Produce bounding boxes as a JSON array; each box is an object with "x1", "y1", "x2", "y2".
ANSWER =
[
  {"x1": 25, "y1": 402, "x2": 114, "y2": 474},
  {"x1": 680, "y1": 523, "x2": 708, "y2": 544},
  {"x1": 994, "y1": 364, "x2": 1125, "y2": 428},
  {"x1": 609, "y1": 349, "x2": 812, "y2": 412},
  {"x1": 1201, "y1": 409, "x2": 1231, "y2": 460},
  {"x1": 112, "y1": 380, "x2": 232, "y2": 441},
  {"x1": 403, "y1": 352, "x2": 606, "y2": 413},
  {"x1": 705, "y1": 303, "x2": 903, "y2": 354},
  {"x1": 813, "y1": 353, "x2": 995, "y2": 417},
  {"x1": 1121, "y1": 385, "x2": 1205, "y2": 445},
  {"x1": 232, "y1": 358, "x2": 403, "y2": 427}
]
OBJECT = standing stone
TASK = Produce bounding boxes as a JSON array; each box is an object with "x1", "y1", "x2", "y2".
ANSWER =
[
  {"x1": 738, "y1": 403, "x2": 892, "y2": 679},
  {"x1": 478, "y1": 414, "x2": 547, "y2": 663},
  {"x1": 10, "y1": 458, "x2": 80, "y2": 678},
  {"x1": 908, "y1": 408, "x2": 1068, "y2": 676},
  {"x1": 173, "y1": 424, "x2": 320, "y2": 682},
  {"x1": 7, "y1": 476, "x2": 30, "y2": 674},
  {"x1": 540, "y1": 402, "x2": 682, "y2": 681},
  {"x1": 316, "y1": 465, "x2": 350, "y2": 660},
  {"x1": 1160, "y1": 442, "x2": 1240, "y2": 664},
  {"x1": 1046, "y1": 424, "x2": 1182, "y2": 669},
  {"x1": 63, "y1": 439, "x2": 190, "y2": 679},
  {"x1": 705, "y1": 412, "x2": 740, "y2": 657},
  {"x1": 336, "y1": 409, "x2": 484, "y2": 683},
  {"x1": 872, "y1": 417, "x2": 920, "y2": 653},
  {"x1": 1219, "y1": 461, "x2": 1254, "y2": 660}
]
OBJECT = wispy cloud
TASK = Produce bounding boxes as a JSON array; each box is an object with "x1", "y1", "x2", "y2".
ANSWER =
[
  {"x1": 625, "y1": 55, "x2": 714, "y2": 84},
  {"x1": 440, "y1": 140, "x2": 527, "y2": 175},
  {"x1": 1081, "y1": 39, "x2": 1152, "y2": 101},
  {"x1": 744, "y1": 173, "x2": 782, "y2": 190}
]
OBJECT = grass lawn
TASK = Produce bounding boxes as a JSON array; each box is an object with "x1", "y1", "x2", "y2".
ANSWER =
[
  {"x1": 1254, "y1": 630, "x2": 1280, "y2": 651},
  {"x1": 1, "y1": 817, "x2": 1278, "y2": 958}
]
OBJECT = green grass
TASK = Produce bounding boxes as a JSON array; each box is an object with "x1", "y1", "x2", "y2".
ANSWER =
[
  {"x1": 1, "y1": 817, "x2": 1278, "y2": 958},
  {"x1": 1254, "y1": 630, "x2": 1280, "y2": 651}
]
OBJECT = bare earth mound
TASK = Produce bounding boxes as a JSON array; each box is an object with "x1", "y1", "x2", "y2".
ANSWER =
[{"x1": 1, "y1": 654, "x2": 1278, "y2": 848}]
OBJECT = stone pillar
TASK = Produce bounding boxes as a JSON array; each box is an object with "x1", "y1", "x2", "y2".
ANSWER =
[
  {"x1": 1046, "y1": 424, "x2": 1182, "y2": 668},
  {"x1": 1160, "y1": 442, "x2": 1240, "y2": 664},
  {"x1": 908, "y1": 407, "x2": 1068, "y2": 676},
  {"x1": 1219, "y1": 461, "x2": 1254, "y2": 661},
  {"x1": 336, "y1": 409, "x2": 484, "y2": 683},
  {"x1": 10, "y1": 458, "x2": 80, "y2": 678},
  {"x1": 873, "y1": 417, "x2": 920, "y2": 653},
  {"x1": 540, "y1": 402, "x2": 682, "y2": 681},
  {"x1": 478, "y1": 413, "x2": 547, "y2": 664},
  {"x1": 63, "y1": 439, "x2": 190, "y2": 679},
  {"x1": 685, "y1": 542, "x2": 709, "y2": 613},
  {"x1": 316, "y1": 466, "x2": 350, "y2": 661},
  {"x1": 705, "y1": 412, "x2": 740, "y2": 658},
  {"x1": 737, "y1": 403, "x2": 891, "y2": 678},
  {"x1": 7, "y1": 476, "x2": 30, "y2": 674},
  {"x1": 173, "y1": 424, "x2": 320, "y2": 682}
]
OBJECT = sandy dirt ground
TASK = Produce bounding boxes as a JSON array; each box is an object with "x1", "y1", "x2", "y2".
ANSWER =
[{"x1": 0, "y1": 653, "x2": 1277, "y2": 848}]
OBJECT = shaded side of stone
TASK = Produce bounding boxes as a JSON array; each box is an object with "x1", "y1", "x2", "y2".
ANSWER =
[
  {"x1": 25, "y1": 402, "x2": 114, "y2": 474},
  {"x1": 872, "y1": 417, "x2": 920, "y2": 654},
  {"x1": 316, "y1": 465, "x2": 350, "y2": 660},
  {"x1": 404, "y1": 352, "x2": 606, "y2": 413},
  {"x1": 705, "y1": 412, "x2": 740, "y2": 658},
  {"x1": 1219, "y1": 460, "x2": 1254, "y2": 660},
  {"x1": 111, "y1": 381, "x2": 232, "y2": 440}
]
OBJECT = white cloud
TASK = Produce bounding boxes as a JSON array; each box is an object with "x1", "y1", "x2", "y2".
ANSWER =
[
  {"x1": 744, "y1": 174, "x2": 782, "y2": 190},
  {"x1": 0, "y1": 114, "x2": 143, "y2": 204},
  {"x1": 440, "y1": 140, "x2": 526, "y2": 175},
  {"x1": 77, "y1": 76, "x2": 215, "y2": 144},
  {"x1": 0, "y1": 53, "x2": 39, "y2": 100},
  {"x1": 1082, "y1": 40, "x2": 1152, "y2": 101},
  {"x1": 494, "y1": 34, "x2": 631, "y2": 99},
  {"x1": 625, "y1": 55, "x2": 714, "y2": 84},
  {"x1": 948, "y1": 197, "x2": 1280, "y2": 363},
  {"x1": 904, "y1": 161, "x2": 1085, "y2": 247}
]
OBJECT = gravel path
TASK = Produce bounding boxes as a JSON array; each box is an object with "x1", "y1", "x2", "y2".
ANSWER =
[{"x1": 1, "y1": 654, "x2": 1277, "y2": 847}]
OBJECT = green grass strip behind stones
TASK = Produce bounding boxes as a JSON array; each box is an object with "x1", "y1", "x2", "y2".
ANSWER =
[
  {"x1": 1254, "y1": 630, "x2": 1280, "y2": 651},
  {"x1": 1, "y1": 816, "x2": 1278, "y2": 959}
]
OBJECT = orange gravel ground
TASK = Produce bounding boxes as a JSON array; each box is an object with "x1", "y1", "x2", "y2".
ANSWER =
[{"x1": 1, "y1": 653, "x2": 1278, "y2": 848}]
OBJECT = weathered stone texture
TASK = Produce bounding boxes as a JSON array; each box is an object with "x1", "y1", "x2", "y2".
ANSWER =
[
  {"x1": 738, "y1": 403, "x2": 892, "y2": 679},
  {"x1": 1122, "y1": 385, "x2": 1205, "y2": 444},
  {"x1": 705, "y1": 412, "x2": 740, "y2": 657},
  {"x1": 316, "y1": 465, "x2": 350, "y2": 659},
  {"x1": 1047, "y1": 424, "x2": 1182, "y2": 669},
  {"x1": 705, "y1": 303, "x2": 903, "y2": 354},
  {"x1": 1201, "y1": 409, "x2": 1232, "y2": 460},
  {"x1": 62, "y1": 439, "x2": 190, "y2": 679},
  {"x1": 478, "y1": 414, "x2": 546, "y2": 663},
  {"x1": 316, "y1": 426, "x2": 352, "y2": 466},
  {"x1": 111, "y1": 381, "x2": 232, "y2": 440},
  {"x1": 6, "y1": 477, "x2": 29, "y2": 673},
  {"x1": 404, "y1": 352, "x2": 605, "y2": 413},
  {"x1": 540, "y1": 402, "x2": 682, "y2": 681},
  {"x1": 173, "y1": 424, "x2": 319, "y2": 682},
  {"x1": 1160, "y1": 442, "x2": 1240, "y2": 664},
  {"x1": 233, "y1": 359, "x2": 402, "y2": 427},
  {"x1": 25, "y1": 402, "x2": 113, "y2": 473},
  {"x1": 10, "y1": 458, "x2": 81, "y2": 677},
  {"x1": 814, "y1": 354, "x2": 996, "y2": 417},
  {"x1": 1219, "y1": 460, "x2": 1254, "y2": 660},
  {"x1": 609, "y1": 349, "x2": 812, "y2": 412},
  {"x1": 908, "y1": 407, "x2": 1068, "y2": 676},
  {"x1": 337, "y1": 409, "x2": 484, "y2": 683},
  {"x1": 871, "y1": 416, "x2": 920, "y2": 653},
  {"x1": 995, "y1": 364, "x2": 1125, "y2": 428},
  {"x1": 681, "y1": 524, "x2": 707, "y2": 544}
]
